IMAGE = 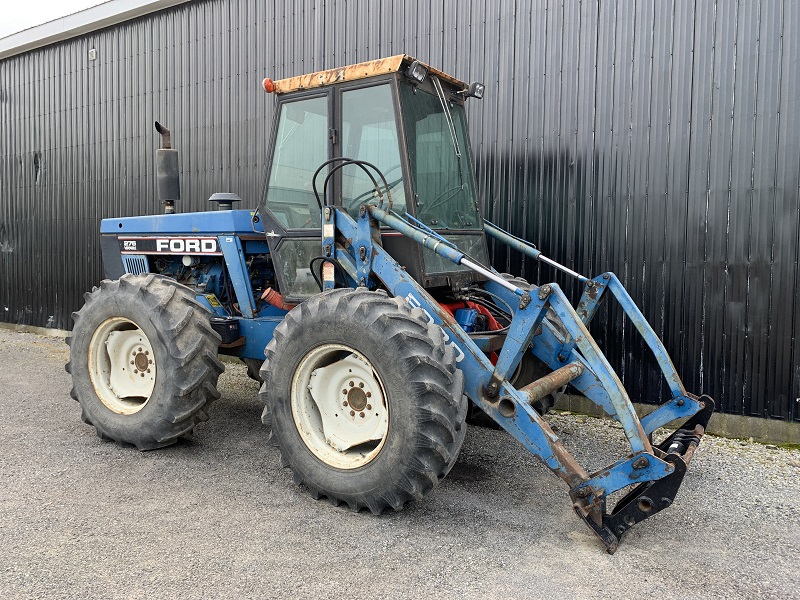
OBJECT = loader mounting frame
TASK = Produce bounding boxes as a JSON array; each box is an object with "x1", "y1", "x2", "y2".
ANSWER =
[{"x1": 326, "y1": 201, "x2": 713, "y2": 553}]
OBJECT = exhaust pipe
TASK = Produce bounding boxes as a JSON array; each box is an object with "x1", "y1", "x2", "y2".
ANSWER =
[{"x1": 155, "y1": 121, "x2": 180, "y2": 214}]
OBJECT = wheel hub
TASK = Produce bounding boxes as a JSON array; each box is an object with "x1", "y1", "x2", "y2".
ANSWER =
[
  {"x1": 134, "y1": 351, "x2": 150, "y2": 372},
  {"x1": 346, "y1": 387, "x2": 368, "y2": 411},
  {"x1": 88, "y1": 317, "x2": 157, "y2": 415},
  {"x1": 292, "y1": 345, "x2": 389, "y2": 469}
]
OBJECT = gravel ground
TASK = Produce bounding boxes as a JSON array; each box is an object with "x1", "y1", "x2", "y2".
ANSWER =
[{"x1": 0, "y1": 327, "x2": 798, "y2": 599}]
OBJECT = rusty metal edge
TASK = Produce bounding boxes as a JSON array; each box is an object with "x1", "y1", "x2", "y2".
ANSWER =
[{"x1": 271, "y1": 54, "x2": 467, "y2": 94}]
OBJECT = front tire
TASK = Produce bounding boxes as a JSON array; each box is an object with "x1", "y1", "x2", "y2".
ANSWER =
[
  {"x1": 66, "y1": 274, "x2": 224, "y2": 450},
  {"x1": 260, "y1": 288, "x2": 466, "y2": 513}
]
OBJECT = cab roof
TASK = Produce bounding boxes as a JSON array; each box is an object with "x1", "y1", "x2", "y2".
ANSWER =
[{"x1": 266, "y1": 55, "x2": 467, "y2": 94}]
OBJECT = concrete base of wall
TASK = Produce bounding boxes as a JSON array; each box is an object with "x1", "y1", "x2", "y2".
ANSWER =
[
  {"x1": 555, "y1": 394, "x2": 800, "y2": 446},
  {"x1": 0, "y1": 322, "x2": 69, "y2": 339},
  {"x1": 5, "y1": 321, "x2": 798, "y2": 445}
]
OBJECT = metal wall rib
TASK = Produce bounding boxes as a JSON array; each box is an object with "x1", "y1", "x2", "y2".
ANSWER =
[{"x1": 0, "y1": 0, "x2": 797, "y2": 422}]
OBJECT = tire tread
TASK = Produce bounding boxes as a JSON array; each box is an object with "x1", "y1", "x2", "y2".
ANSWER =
[
  {"x1": 259, "y1": 288, "x2": 466, "y2": 513},
  {"x1": 67, "y1": 273, "x2": 223, "y2": 450}
]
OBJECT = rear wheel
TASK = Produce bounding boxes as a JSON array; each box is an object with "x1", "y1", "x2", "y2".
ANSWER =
[
  {"x1": 66, "y1": 274, "x2": 224, "y2": 450},
  {"x1": 260, "y1": 288, "x2": 466, "y2": 513}
]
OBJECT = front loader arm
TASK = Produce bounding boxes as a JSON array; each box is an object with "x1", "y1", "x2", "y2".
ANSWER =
[{"x1": 331, "y1": 205, "x2": 713, "y2": 553}]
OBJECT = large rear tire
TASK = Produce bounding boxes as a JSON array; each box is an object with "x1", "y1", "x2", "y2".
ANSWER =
[
  {"x1": 66, "y1": 274, "x2": 224, "y2": 450},
  {"x1": 260, "y1": 288, "x2": 466, "y2": 513}
]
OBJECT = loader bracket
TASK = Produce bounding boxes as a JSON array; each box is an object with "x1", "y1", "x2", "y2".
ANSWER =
[
  {"x1": 576, "y1": 396, "x2": 715, "y2": 554},
  {"x1": 576, "y1": 453, "x2": 687, "y2": 554}
]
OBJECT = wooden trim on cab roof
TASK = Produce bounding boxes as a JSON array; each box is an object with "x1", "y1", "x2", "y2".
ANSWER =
[{"x1": 270, "y1": 54, "x2": 467, "y2": 94}]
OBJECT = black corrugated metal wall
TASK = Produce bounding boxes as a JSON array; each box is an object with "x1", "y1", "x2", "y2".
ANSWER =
[{"x1": 1, "y1": 0, "x2": 798, "y2": 422}]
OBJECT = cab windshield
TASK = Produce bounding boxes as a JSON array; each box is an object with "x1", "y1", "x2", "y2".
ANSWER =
[{"x1": 399, "y1": 82, "x2": 482, "y2": 230}]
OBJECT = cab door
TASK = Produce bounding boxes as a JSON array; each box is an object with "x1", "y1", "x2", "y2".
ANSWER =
[
  {"x1": 261, "y1": 91, "x2": 332, "y2": 302},
  {"x1": 334, "y1": 80, "x2": 409, "y2": 218}
]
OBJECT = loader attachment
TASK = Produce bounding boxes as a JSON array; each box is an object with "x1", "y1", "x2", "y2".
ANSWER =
[
  {"x1": 572, "y1": 397, "x2": 714, "y2": 553},
  {"x1": 328, "y1": 201, "x2": 714, "y2": 553}
]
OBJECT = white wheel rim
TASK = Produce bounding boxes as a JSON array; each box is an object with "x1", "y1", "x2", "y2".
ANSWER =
[
  {"x1": 88, "y1": 317, "x2": 157, "y2": 415},
  {"x1": 291, "y1": 344, "x2": 389, "y2": 470}
]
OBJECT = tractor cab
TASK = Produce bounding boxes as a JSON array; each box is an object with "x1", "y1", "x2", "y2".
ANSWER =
[{"x1": 259, "y1": 55, "x2": 489, "y2": 303}]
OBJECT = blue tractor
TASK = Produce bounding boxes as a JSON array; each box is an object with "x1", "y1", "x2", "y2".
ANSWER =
[{"x1": 66, "y1": 56, "x2": 714, "y2": 553}]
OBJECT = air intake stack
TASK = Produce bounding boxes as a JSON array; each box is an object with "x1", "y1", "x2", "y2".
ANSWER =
[{"x1": 154, "y1": 121, "x2": 180, "y2": 214}]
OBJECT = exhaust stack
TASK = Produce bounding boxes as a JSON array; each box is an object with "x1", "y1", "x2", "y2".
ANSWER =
[{"x1": 155, "y1": 121, "x2": 180, "y2": 214}]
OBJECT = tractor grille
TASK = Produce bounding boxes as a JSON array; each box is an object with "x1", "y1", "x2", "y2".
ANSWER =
[{"x1": 122, "y1": 254, "x2": 150, "y2": 275}]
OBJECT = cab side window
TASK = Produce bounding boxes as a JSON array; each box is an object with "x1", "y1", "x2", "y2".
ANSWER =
[
  {"x1": 340, "y1": 85, "x2": 406, "y2": 216},
  {"x1": 264, "y1": 96, "x2": 328, "y2": 229}
]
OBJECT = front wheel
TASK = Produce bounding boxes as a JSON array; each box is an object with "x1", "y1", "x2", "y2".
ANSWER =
[{"x1": 260, "y1": 288, "x2": 466, "y2": 513}]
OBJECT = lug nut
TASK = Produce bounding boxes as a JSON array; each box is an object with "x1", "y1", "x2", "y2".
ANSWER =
[
  {"x1": 343, "y1": 401, "x2": 348, "y2": 407},
  {"x1": 366, "y1": 404, "x2": 372, "y2": 410},
  {"x1": 134, "y1": 369, "x2": 138, "y2": 374},
  {"x1": 146, "y1": 369, "x2": 151, "y2": 373},
  {"x1": 359, "y1": 382, "x2": 364, "y2": 388},
  {"x1": 350, "y1": 410, "x2": 355, "y2": 417},
  {"x1": 366, "y1": 392, "x2": 372, "y2": 398},
  {"x1": 342, "y1": 389, "x2": 347, "y2": 395},
  {"x1": 349, "y1": 381, "x2": 354, "y2": 387},
  {"x1": 359, "y1": 412, "x2": 365, "y2": 418},
  {"x1": 130, "y1": 361, "x2": 135, "y2": 365},
  {"x1": 145, "y1": 350, "x2": 149, "y2": 355},
  {"x1": 140, "y1": 373, "x2": 145, "y2": 378}
]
